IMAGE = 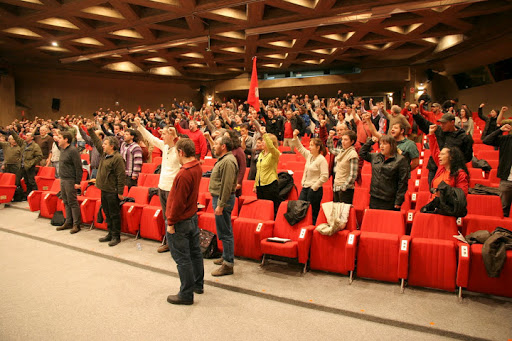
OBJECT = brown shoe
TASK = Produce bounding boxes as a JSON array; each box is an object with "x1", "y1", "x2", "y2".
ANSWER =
[
  {"x1": 56, "y1": 222, "x2": 72, "y2": 231},
  {"x1": 213, "y1": 258, "x2": 223, "y2": 265},
  {"x1": 211, "y1": 264, "x2": 234, "y2": 277},
  {"x1": 157, "y1": 243, "x2": 169, "y2": 253},
  {"x1": 70, "y1": 224, "x2": 81, "y2": 234}
]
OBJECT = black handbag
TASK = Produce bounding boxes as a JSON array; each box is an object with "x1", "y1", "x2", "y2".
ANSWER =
[
  {"x1": 199, "y1": 229, "x2": 220, "y2": 259},
  {"x1": 51, "y1": 211, "x2": 65, "y2": 226}
]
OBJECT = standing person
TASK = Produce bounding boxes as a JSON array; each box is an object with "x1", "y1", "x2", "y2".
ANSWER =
[
  {"x1": 48, "y1": 132, "x2": 61, "y2": 178},
  {"x1": 483, "y1": 124, "x2": 512, "y2": 217},
  {"x1": 79, "y1": 123, "x2": 104, "y2": 179},
  {"x1": 87, "y1": 122, "x2": 126, "y2": 247},
  {"x1": 34, "y1": 125, "x2": 54, "y2": 166},
  {"x1": 333, "y1": 130, "x2": 359, "y2": 204},
  {"x1": 120, "y1": 129, "x2": 143, "y2": 189},
  {"x1": 359, "y1": 135, "x2": 409, "y2": 210},
  {"x1": 0, "y1": 134, "x2": 21, "y2": 175},
  {"x1": 226, "y1": 130, "x2": 246, "y2": 196},
  {"x1": 291, "y1": 129, "x2": 329, "y2": 224},
  {"x1": 254, "y1": 131, "x2": 281, "y2": 216},
  {"x1": 174, "y1": 119, "x2": 207, "y2": 161},
  {"x1": 412, "y1": 111, "x2": 473, "y2": 186},
  {"x1": 209, "y1": 136, "x2": 238, "y2": 276},
  {"x1": 165, "y1": 138, "x2": 204, "y2": 305},
  {"x1": 478, "y1": 103, "x2": 499, "y2": 140},
  {"x1": 55, "y1": 131, "x2": 83, "y2": 234},
  {"x1": 135, "y1": 117, "x2": 180, "y2": 253},
  {"x1": 455, "y1": 108, "x2": 474, "y2": 136},
  {"x1": 11, "y1": 130, "x2": 42, "y2": 197}
]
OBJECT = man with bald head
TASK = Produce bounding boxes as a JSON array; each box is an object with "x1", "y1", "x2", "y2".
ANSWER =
[{"x1": 11, "y1": 129, "x2": 43, "y2": 198}]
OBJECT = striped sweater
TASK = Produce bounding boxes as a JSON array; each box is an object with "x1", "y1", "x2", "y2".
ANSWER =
[{"x1": 120, "y1": 141, "x2": 143, "y2": 178}]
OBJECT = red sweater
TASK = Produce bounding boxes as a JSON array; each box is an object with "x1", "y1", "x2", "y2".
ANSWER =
[
  {"x1": 174, "y1": 124, "x2": 207, "y2": 159},
  {"x1": 166, "y1": 160, "x2": 202, "y2": 225}
]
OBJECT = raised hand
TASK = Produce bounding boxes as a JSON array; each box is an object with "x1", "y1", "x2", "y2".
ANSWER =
[
  {"x1": 429, "y1": 124, "x2": 438, "y2": 135},
  {"x1": 293, "y1": 129, "x2": 300, "y2": 138}
]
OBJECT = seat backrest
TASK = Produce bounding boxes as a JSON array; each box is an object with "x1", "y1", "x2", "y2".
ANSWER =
[
  {"x1": 153, "y1": 157, "x2": 162, "y2": 165},
  {"x1": 478, "y1": 150, "x2": 499, "y2": 160},
  {"x1": 148, "y1": 195, "x2": 161, "y2": 207},
  {"x1": 469, "y1": 168, "x2": 485, "y2": 180},
  {"x1": 273, "y1": 201, "x2": 313, "y2": 239},
  {"x1": 143, "y1": 174, "x2": 160, "y2": 188},
  {"x1": 418, "y1": 176, "x2": 430, "y2": 192},
  {"x1": 467, "y1": 194, "x2": 503, "y2": 218},
  {"x1": 239, "y1": 199, "x2": 274, "y2": 220},
  {"x1": 199, "y1": 177, "x2": 210, "y2": 193},
  {"x1": 353, "y1": 187, "x2": 369, "y2": 209},
  {"x1": 415, "y1": 191, "x2": 431, "y2": 210},
  {"x1": 37, "y1": 166, "x2": 55, "y2": 178},
  {"x1": 361, "y1": 209, "x2": 405, "y2": 235},
  {"x1": 127, "y1": 186, "x2": 149, "y2": 205},
  {"x1": 141, "y1": 163, "x2": 158, "y2": 174},
  {"x1": 0, "y1": 173, "x2": 15, "y2": 186},
  {"x1": 287, "y1": 161, "x2": 305, "y2": 171},
  {"x1": 241, "y1": 180, "x2": 256, "y2": 197},
  {"x1": 50, "y1": 179, "x2": 61, "y2": 191},
  {"x1": 85, "y1": 185, "x2": 101, "y2": 199},
  {"x1": 316, "y1": 206, "x2": 357, "y2": 231},
  {"x1": 410, "y1": 213, "x2": 458, "y2": 240}
]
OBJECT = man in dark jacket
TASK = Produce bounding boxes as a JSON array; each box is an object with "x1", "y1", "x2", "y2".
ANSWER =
[
  {"x1": 87, "y1": 122, "x2": 126, "y2": 246},
  {"x1": 11, "y1": 130, "x2": 42, "y2": 196},
  {"x1": 55, "y1": 131, "x2": 83, "y2": 234},
  {"x1": 0, "y1": 134, "x2": 21, "y2": 175},
  {"x1": 413, "y1": 112, "x2": 473, "y2": 185},
  {"x1": 478, "y1": 103, "x2": 499, "y2": 140},
  {"x1": 483, "y1": 124, "x2": 512, "y2": 217},
  {"x1": 260, "y1": 108, "x2": 284, "y2": 141}
]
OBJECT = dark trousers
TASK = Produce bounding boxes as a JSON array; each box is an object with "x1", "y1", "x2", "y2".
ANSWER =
[
  {"x1": 427, "y1": 168, "x2": 435, "y2": 190},
  {"x1": 369, "y1": 196, "x2": 397, "y2": 211},
  {"x1": 256, "y1": 180, "x2": 280, "y2": 217},
  {"x1": 17, "y1": 166, "x2": 37, "y2": 194},
  {"x1": 61, "y1": 179, "x2": 81, "y2": 225},
  {"x1": 159, "y1": 188, "x2": 169, "y2": 229},
  {"x1": 167, "y1": 214, "x2": 204, "y2": 301},
  {"x1": 101, "y1": 191, "x2": 121, "y2": 237},
  {"x1": 299, "y1": 187, "x2": 323, "y2": 225},
  {"x1": 3, "y1": 164, "x2": 19, "y2": 175},
  {"x1": 126, "y1": 175, "x2": 137, "y2": 189},
  {"x1": 500, "y1": 180, "x2": 512, "y2": 218},
  {"x1": 333, "y1": 189, "x2": 354, "y2": 204}
]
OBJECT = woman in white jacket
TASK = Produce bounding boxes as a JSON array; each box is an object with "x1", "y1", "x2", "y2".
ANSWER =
[{"x1": 333, "y1": 130, "x2": 359, "y2": 204}]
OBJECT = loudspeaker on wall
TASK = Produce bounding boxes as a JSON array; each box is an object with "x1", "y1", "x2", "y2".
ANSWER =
[{"x1": 52, "y1": 98, "x2": 60, "y2": 111}]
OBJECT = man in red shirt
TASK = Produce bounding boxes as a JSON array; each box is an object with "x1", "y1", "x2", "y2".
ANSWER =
[
  {"x1": 166, "y1": 138, "x2": 204, "y2": 305},
  {"x1": 174, "y1": 119, "x2": 207, "y2": 161}
]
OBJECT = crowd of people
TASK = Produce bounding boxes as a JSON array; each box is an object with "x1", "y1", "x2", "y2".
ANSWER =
[{"x1": 1, "y1": 92, "x2": 511, "y2": 305}]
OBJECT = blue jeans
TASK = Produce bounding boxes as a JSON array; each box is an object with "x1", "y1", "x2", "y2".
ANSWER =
[
  {"x1": 212, "y1": 194, "x2": 235, "y2": 265},
  {"x1": 167, "y1": 214, "x2": 204, "y2": 301}
]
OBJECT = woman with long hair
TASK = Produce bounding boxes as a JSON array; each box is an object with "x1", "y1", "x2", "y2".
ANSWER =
[
  {"x1": 455, "y1": 108, "x2": 474, "y2": 136},
  {"x1": 428, "y1": 124, "x2": 469, "y2": 197},
  {"x1": 292, "y1": 129, "x2": 329, "y2": 224},
  {"x1": 333, "y1": 130, "x2": 359, "y2": 204},
  {"x1": 254, "y1": 127, "x2": 281, "y2": 216},
  {"x1": 359, "y1": 135, "x2": 410, "y2": 210}
]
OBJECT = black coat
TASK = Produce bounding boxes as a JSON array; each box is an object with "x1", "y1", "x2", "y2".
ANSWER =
[
  {"x1": 482, "y1": 128, "x2": 512, "y2": 181},
  {"x1": 478, "y1": 107, "x2": 498, "y2": 139},
  {"x1": 359, "y1": 139, "x2": 410, "y2": 206}
]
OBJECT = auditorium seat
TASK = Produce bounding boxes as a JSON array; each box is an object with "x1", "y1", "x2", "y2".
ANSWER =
[
  {"x1": 352, "y1": 187, "x2": 369, "y2": 225},
  {"x1": 286, "y1": 161, "x2": 306, "y2": 171},
  {"x1": 476, "y1": 150, "x2": 499, "y2": 161},
  {"x1": 260, "y1": 201, "x2": 314, "y2": 272},
  {"x1": 152, "y1": 156, "x2": 162, "y2": 165},
  {"x1": 466, "y1": 194, "x2": 503, "y2": 218},
  {"x1": 197, "y1": 177, "x2": 211, "y2": 208},
  {"x1": 488, "y1": 169, "x2": 500, "y2": 187},
  {"x1": 35, "y1": 166, "x2": 56, "y2": 191},
  {"x1": 198, "y1": 198, "x2": 239, "y2": 252},
  {"x1": 239, "y1": 180, "x2": 256, "y2": 205},
  {"x1": 28, "y1": 179, "x2": 60, "y2": 212},
  {"x1": 406, "y1": 213, "x2": 460, "y2": 292},
  {"x1": 78, "y1": 184, "x2": 102, "y2": 225},
  {"x1": 93, "y1": 200, "x2": 108, "y2": 231},
  {"x1": 321, "y1": 181, "x2": 333, "y2": 203},
  {"x1": 121, "y1": 186, "x2": 149, "y2": 235},
  {"x1": 139, "y1": 195, "x2": 165, "y2": 242},
  {"x1": 309, "y1": 206, "x2": 357, "y2": 275},
  {"x1": 405, "y1": 191, "x2": 431, "y2": 224},
  {"x1": 141, "y1": 163, "x2": 158, "y2": 174},
  {"x1": 458, "y1": 216, "x2": 512, "y2": 298},
  {"x1": 232, "y1": 199, "x2": 275, "y2": 260},
  {"x1": 469, "y1": 169, "x2": 489, "y2": 188},
  {"x1": 0, "y1": 173, "x2": 17, "y2": 204},
  {"x1": 346, "y1": 209, "x2": 406, "y2": 284},
  {"x1": 141, "y1": 174, "x2": 160, "y2": 188},
  {"x1": 39, "y1": 179, "x2": 62, "y2": 219}
]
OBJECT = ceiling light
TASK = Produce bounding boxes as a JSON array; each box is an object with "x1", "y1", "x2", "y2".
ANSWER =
[
  {"x1": 51, "y1": 41, "x2": 59, "y2": 47},
  {"x1": 103, "y1": 61, "x2": 143, "y2": 73},
  {"x1": 150, "y1": 66, "x2": 182, "y2": 76},
  {"x1": 38, "y1": 18, "x2": 79, "y2": 30},
  {"x1": 3, "y1": 27, "x2": 41, "y2": 38}
]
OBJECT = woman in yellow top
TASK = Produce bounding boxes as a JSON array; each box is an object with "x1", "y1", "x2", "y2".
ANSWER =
[
  {"x1": 254, "y1": 126, "x2": 281, "y2": 216},
  {"x1": 292, "y1": 129, "x2": 329, "y2": 224}
]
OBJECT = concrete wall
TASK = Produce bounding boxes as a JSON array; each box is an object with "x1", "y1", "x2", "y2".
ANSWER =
[
  {"x1": 0, "y1": 74, "x2": 16, "y2": 126},
  {"x1": 458, "y1": 79, "x2": 512, "y2": 115},
  {"x1": 13, "y1": 68, "x2": 203, "y2": 121}
]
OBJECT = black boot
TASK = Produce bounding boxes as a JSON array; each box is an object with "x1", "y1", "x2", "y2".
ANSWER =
[
  {"x1": 108, "y1": 236, "x2": 121, "y2": 247},
  {"x1": 99, "y1": 234, "x2": 112, "y2": 242}
]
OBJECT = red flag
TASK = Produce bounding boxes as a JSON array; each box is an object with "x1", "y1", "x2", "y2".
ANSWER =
[
  {"x1": 247, "y1": 57, "x2": 259, "y2": 111},
  {"x1": 138, "y1": 105, "x2": 141, "y2": 113}
]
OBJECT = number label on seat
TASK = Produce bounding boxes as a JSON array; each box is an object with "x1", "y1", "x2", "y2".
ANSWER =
[
  {"x1": 415, "y1": 179, "x2": 419, "y2": 187},
  {"x1": 407, "y1": 212, "x2": 413, "y2": 222},
  {"x1": 419, "y1": 159, "x2": 424, "y2": 165},
  {"x1": 299, "y1": 228, "x2": 306, "y2": 239},
  {"x1": 461, "y1": 245, "x2": 468, "y2": 258},
  {"x1": 44, "y1": 193, "x2": 50, "y2": 199},
  {"x1": 256, "y1": 223, "x2": 263, "y2": 232},
  {"x1": 0, "y1": 195, "x2": 6, "y2": 200},
  {"x1": 411, "y1": 193, "x2": 417, "y2": 201},
  {"x1": 417, "y1": 168, "x2": 421, "y2": 175},
  {"x1": 456, "y1": 218, "x2": 462, "y2": 226},
  {"x1": 348, "y1": 234, "x2": 355, "y2": 245},
  {"x1": 128, "y1": 206, "x2": 134, "y2": 213},
  {"x1": 401, "y1": 240, "x2": 408, "y2": 251},
  {"x1": 154, "y1": 209, "x2": 160, "y2": 218},
  {"x1": 82, "y1": 199, "x2": 88, "y2": 205}
]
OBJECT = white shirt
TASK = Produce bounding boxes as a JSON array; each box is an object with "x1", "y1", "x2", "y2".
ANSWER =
[{"x1": 138, "y1": 126, "x2": 180, "y2": 191}]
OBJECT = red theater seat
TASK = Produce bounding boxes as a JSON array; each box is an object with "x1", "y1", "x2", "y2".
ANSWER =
[
  {"x1": 35, "y1": 166, "x2": 56, "y2": 191},
  {"x1": 239, "y1": 180, "x2": 256, "y2": 205},
  {"x1": 232, "y1": 199, "x2": 275, "y2": 260},
  {"x1": 139, "y1": 195, "x2": 165, "y2": 241},
  {"x1": 39, "y1": 179, "x2": 62, "y2": 218},
  {"x1": 346, "y1": 209, "x2": 406, "y2": 283},
  {"x1": 309, "y1": 206, "x2": 357, "y2": 274},
  {"x1": 260, "y1": 201, "x2": 314, "y2": 272},
  {"x1": 0, "y1": 173, "x2": 17, "y2": 204},
  {"x1": 28, "y1": 179, "x2": 61, "y2": 212},
  {"x1": 141, "y1": 174, "x2": 160, "y2": 188},
  {"x1": 152, "y1": 156, "x2": 162, "y2": 165},
  {"x1": 197, "y1": 178, "x2": 211, "y2": 208},
  {"x1": 141, "y1": 163, "x2": 158, "y2": 174},
  {"x1": 78, "y1": 185, "x2": 102, "y2": 224},
  {"x1": 121, "y1": 186, "x2": 149, "y2": 235},
  {"x1": 407, "y1": 213, "x2": 460, "y2": 292}
]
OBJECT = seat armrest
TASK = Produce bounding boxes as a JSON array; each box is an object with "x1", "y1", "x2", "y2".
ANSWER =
[
  {"x1": 254, "y1": 220, "x2": 275, "y2": 240},
  {"x1": 297, "y1": 225, "x2": 315, "y2": 264},
  {"x1": 345, "y1": 230, "x2": 361, "y2": 271},
  {"x1": 456, "y1": 242, "x2": 470, "y2": 288},
  {"x1": 398, "y1": 235, "x2": 411, "y2": 280}
]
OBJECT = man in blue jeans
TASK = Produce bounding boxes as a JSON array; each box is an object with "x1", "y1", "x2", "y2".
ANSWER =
[
  {"x1": 209, "y1": 136, "x2": 239, "y2": 276},
  {"x1": 166, "y1": 138, "x2": 204, "y2": 305}
]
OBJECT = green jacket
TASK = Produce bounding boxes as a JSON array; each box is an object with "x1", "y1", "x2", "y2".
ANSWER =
[
  {"x1": 11, "y1": 131, "x2": 42, "y2": 170},
  {"x1": 0, "y1": 141, "x2": 21, "y2": 165},
  {"x1": 208, "y1": 152, "x2": 238, "y2": 207},
  {"x1": 88, "y1": 127, "x2": 125, "y2": 194}
]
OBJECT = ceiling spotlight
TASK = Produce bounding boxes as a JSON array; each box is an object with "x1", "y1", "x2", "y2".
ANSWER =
[{"x1": 51, "y1": 41, "x2": 58, "y2": 47}]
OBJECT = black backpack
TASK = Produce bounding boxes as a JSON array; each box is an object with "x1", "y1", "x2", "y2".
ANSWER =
[
  {"x1": 421, "y1": 181, "x2": 467, "y2": 218},
  {"x1": 51, "y1": 211, "x2": 65, "y2": 226},
  {"x1": 277, "y1": 172, "x2": 297, "y2": 201}
]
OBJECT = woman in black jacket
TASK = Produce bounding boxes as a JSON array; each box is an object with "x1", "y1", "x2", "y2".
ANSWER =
[
  {"x1": 478, "y1": 103, "x2": 499, "y2": 139},
  {"x1": 359, "y1": 135, "x2": 410, "y2": 210}
]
